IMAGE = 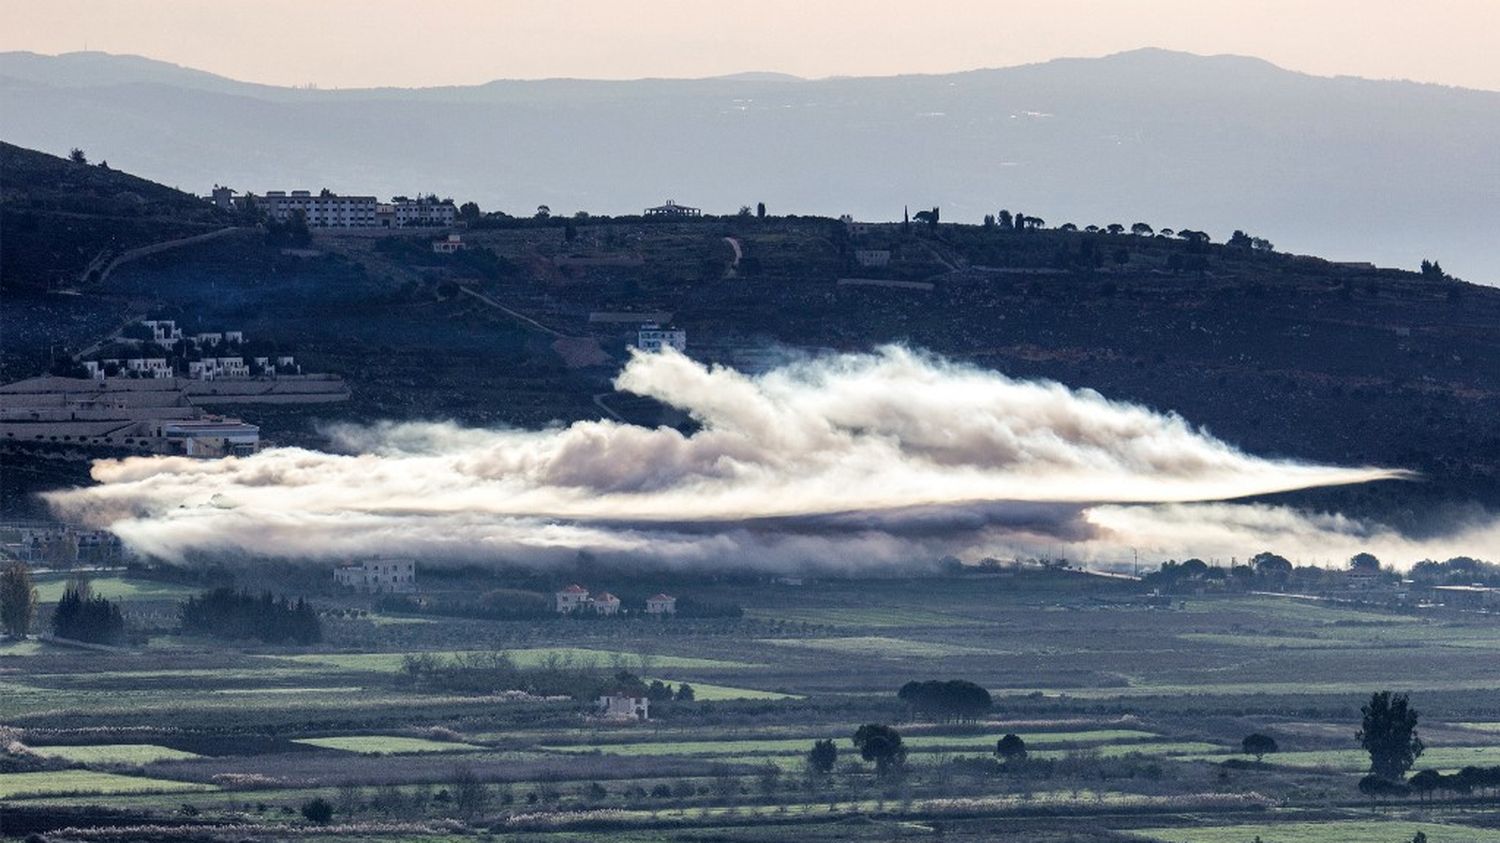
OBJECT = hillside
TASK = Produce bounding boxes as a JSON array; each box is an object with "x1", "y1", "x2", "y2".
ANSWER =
[
  {"x1": 0, "y1": 141, "x2": 228, "y2": 293},
  {"x1": 2, "y1": 49, "x2": 1498, "y2": 281}
]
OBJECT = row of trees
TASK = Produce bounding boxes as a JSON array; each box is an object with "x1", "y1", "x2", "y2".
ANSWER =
[{"x1": 179, "y1": 587, "x2": 322, "y2": 644}]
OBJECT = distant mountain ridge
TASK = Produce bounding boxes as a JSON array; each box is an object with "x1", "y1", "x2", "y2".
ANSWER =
[{"x1": 3, "y1": 48, "x2": 1498, "y2": 282}]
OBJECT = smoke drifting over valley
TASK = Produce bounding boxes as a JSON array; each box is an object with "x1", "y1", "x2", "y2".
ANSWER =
[{"x1": 45, "y1": 347, "x2": 1487, "y2": 571}]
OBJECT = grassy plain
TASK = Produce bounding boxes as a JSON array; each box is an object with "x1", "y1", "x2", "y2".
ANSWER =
[{"x1": 9, "y1": 569, "x2": 1500, "y2": 842}]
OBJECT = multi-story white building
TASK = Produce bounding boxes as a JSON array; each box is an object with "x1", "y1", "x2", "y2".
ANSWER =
[
  {"x1": 334, "y1": 558, "x2": 417, "y2": 593},
  {"x1": 636, "y1": 324, "x2": 687, "y2": 354},
  {"x1": 393, "y1": 197, "x2": 457, "y2": 228},
  {"x1": 261, "y1": 190, "x2": 379, "y2": 228}
]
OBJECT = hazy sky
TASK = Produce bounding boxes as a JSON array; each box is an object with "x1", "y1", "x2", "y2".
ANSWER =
[{"x1": 4, "y1": 0, "x2": 1499, "y2": 91}]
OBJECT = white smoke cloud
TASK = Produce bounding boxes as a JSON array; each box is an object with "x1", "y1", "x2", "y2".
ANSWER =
[{"x1": 45, "y1": 345, "x2": 1478, "y2": 572}]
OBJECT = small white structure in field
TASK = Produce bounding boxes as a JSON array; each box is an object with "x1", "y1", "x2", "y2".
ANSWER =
[
  {"x1": 645, "y1": 593, "x2": 677, "y2": 616},
  {"x1": 334, "y1": 558, "x2": 417, "y2": 593},
  {"x1": 598, "y1": 693, "x2": 650, "y2": 721},
  {"x1": 555, "y1": 583, "x2": 591, "y2": 613},
  {"x1": 432, "y1": 234, "x2": 465, "y2": 254},
  {"x1": 636, "y1": 324, "x2": 687, "y2": 353},
  {"x1": 592, "y1": 591, "x2": 621, "y2": 616}
]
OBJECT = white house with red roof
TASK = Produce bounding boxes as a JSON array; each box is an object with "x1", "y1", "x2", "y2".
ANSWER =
[
  {"x1": 645, "y1": 593, "x2": 677, "y2": 616},
  {"x1": 592, "y1": 591, "x2": 621, "y2": 616},
  {"x1": 555, "y1": 584, "x2": 591, "y2": 613}
]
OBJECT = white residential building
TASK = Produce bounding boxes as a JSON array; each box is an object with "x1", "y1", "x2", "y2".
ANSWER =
[
  {"x1": 592, "y1": 592, "x2": 621, "y2": 616},
  {"x1": 645, "y1": 593, "x2": 677, "y2": 616},
  {"x1": 126, "y1": 358, "x2": 174, "y2": 379},
  {"x1": 637, "y1": 324, "x2": 687, "y2": 354},
  {"x1": 81, "y1": 361, "x2": 104, "y2": 380},
  {"x1": 432, "y1": 234, "x2": 465, "y2": 254},
  {"x1": 334, "y1": 558, "x2": 417, "y2": 593},
  {"x1": 142, "y1": 320, "x2": 184, "y2": 343},
  {"x1": 556, "y1": 584, "x2": 591, "y2": 613},
  {"x1": 597, "y1": 694, "x2": 650, "y2": 721}
]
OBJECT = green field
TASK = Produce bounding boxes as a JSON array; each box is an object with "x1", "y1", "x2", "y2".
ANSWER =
[
  {"x1": 1132, "y1": 820, "x2": 1500, "y2": 843},
  {"x1": 1180, "y1": 745, "x2": 1500, "y2": 772},
  {"x1": 0, "y1": 770, "x2": 216, "y2": 799},
  {"x1": 292, "y1": 735, "x2": 484, "y2": 754},
  {"x1": 31, "y1": 576, "x2": 197, "y2": 603},
  {"x1": 757, "y1": 636, "x2": 1003, "y2": 658},
  {"x1": 281, "y1": 647, "x2": 757, "y2": 672},
  {"x1": 30, "y1": 743, "x2": 202, "y2": 764}
]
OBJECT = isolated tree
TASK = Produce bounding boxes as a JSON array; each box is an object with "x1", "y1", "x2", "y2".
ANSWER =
[
  {"x1": 852, "y1": 724, "x2": 906, "y2": 776},
  {"x1": 1106, "y1": 223, "x2": 1125, "y2": 235},
  {"x1": 1241, "y1": 733, "x2": 1278, "y2": 762},
  {"x1": 1131, "y1": 222, "x2": 1153, "y2": 236},
  {"x1": 807, "y1": 738, "x2": 838, "y2": 775},
  {"x1": 738, "y1": 205, "x2": 753, "y2": 217},
  {"x1": 534, "y1": 204, "x2": 551, "y2": 219},
  {"x1": 458, "y1": 201, "x2": 481, "y2": 223},
  {"x1": 996, "y1": 210, "x2": 1013, "y2": 229},
  {"x1": 1058, "y1": 222, "x2": 1078, "y2": 232},
  {"x1": 756, "y1": 201, "x2": 766, "y2": 219},
  {"x1": 1, "y1": 562, "x2": 37, "y2": 638},
  {"x1": 983, "y1": 213, "x2": 996, "y2": 228},
  {"x1": 1251, "y1": 552, "x2": 1293, "y2": 579},
  {"x1": 68, "y1": 147, "x2": 87, "y2": 164},
  {"x1": 675, "y1": 682, "x2": 695, "y2": 702},
  {"x1": 300, "y1": 797, "x2": 333, "y2": 823},
  {"x1": 1349, "y1": 552, "x2": 1381, "y2": 573},
  {"x1": 995, "y1": 733, "x2": 1028, "y2": 762},
  {"x1": 451, "y1": 764, "x2": 490, "y2": 820},
  {"x1": 1358, "y1": 691, "x2": 1424, "y2": 780}
]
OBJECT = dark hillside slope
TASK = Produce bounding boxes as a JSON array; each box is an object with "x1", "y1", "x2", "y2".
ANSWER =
[{"x1": 0, "y1": 141, "x2": 228, "y2": 292}]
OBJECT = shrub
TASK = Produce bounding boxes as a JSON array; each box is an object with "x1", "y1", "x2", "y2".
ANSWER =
[{"x1": 300, "y1": 797, "x2": 333, "y2": 823}]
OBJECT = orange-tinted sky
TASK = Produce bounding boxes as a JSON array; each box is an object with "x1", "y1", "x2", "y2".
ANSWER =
[{"x1": 4, "y1": 0, "x2": 1499, "y2": 91}]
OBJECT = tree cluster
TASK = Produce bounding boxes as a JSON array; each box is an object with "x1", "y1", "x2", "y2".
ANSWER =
[
  {"x1": 179, "y1": 587, "x2": 321, "y2": 645},
  {"x1": 897, "y1": 679, "x2": 992, "y2": 721},
  {"x1": 52, "y1": 578, "x2": 125, "y2": 644}
]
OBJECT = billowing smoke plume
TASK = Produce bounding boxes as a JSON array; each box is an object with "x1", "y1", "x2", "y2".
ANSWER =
[{"x1": 46, "y1": 346, "x2": 1473, "y2": 572}]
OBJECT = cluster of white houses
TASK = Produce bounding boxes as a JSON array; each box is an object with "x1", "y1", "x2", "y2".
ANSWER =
[
  {"x1": 555, "y1": 584, "x2": 676, "y2": 616},
  {"x1": 209, "y1": 187, "x2": 457, "y2": 228},
  {"x1": 81, "y1": 320, "x2": 299, "y2": 381}
]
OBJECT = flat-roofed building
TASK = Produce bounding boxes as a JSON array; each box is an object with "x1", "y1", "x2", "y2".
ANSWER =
[
  {"x1": 160, "y1": 418, "x2": 260, "y2": 457},
  {"x1": 334, "y1": 558, "x2": 417, "y2": 593}
]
